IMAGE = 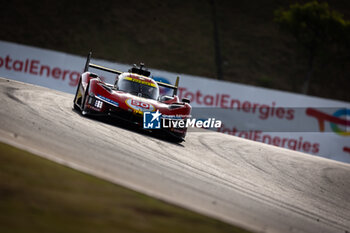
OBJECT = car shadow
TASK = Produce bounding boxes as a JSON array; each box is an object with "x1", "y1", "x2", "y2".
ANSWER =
[{"x1": 72, "y1": 108, "x2": 185, "y2": 147}]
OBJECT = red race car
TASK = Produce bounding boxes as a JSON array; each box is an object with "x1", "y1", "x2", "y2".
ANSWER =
[{"x1": 74, "y1": 52, "x2": 192, "y2": 142}]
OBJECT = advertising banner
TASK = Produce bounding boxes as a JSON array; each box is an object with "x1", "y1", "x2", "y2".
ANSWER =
[{"x1": 1, "y1": 40, "x2": 349, "y2": 163}]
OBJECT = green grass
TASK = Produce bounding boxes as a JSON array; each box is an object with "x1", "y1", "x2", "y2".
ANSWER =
[
  {"x1": 1, "y1": 0, "x2": 349, "y2": 101},
  {"x1": 0, "y1": 142, "x2": 250, "y2": 233}
]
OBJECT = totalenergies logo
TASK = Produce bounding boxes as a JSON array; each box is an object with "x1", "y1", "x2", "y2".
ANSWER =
[{"x1": 306, "y1": 108, "x2": 350, "y2": 136}]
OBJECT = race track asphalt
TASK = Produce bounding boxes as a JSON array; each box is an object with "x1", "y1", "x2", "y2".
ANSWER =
[{"x1": 0, "y1": 78, "x2": 349, "y2": 233}]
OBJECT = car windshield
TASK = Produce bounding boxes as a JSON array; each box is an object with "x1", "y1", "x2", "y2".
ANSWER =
[{"x1": 117, "y1": 77, "x2": 159, "y2": 100}]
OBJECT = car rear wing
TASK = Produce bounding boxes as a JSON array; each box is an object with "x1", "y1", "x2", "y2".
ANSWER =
[
  {"x1": 84, "y1": 52, "x2": 180, "y2": 96},
  {"x1": 84, "y1": 52, "x2": 123, "y2": 75},
  {"x1": 156, "y1": 77, "x2": 179, "y2": 96}
]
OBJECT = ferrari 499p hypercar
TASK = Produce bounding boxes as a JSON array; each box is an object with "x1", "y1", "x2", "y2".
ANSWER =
[{"x1": 73, "y1": 52, "x2": 192, "y2": 142}]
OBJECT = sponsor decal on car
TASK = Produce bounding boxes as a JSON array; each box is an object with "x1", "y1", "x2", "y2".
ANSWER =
[
  {"x1": 126, "y1": 98, "x2": 155, "y2": 114},
  {"x1": 96, "y1": 94, "x2": 119, "y2": 107},
  {"x1": 124, "y1": 76, "x2": 156, "y2": 87}
]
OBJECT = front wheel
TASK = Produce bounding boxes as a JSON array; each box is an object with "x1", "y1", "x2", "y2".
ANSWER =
[
  {"x1": 80, "y1": 81, "x2": 90, "y2": 115},
  {"x1": 73, "y1": 78, "x2": 89, "y2": 115},
  {"x1": 73, "y1": 78, "x2": 82, "y2": 111}
]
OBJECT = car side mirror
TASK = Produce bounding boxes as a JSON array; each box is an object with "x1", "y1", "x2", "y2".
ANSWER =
[
  {"x1": 160, "y1": 95, "x2": 173, "y2": 102},
  {"x1": 182, "y1": 98, "x2": 190, "y2": 104}
]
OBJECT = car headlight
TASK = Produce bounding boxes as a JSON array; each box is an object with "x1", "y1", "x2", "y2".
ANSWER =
[{"x1": 88, "y1": 96, "x2": 103, "y2": 109}]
